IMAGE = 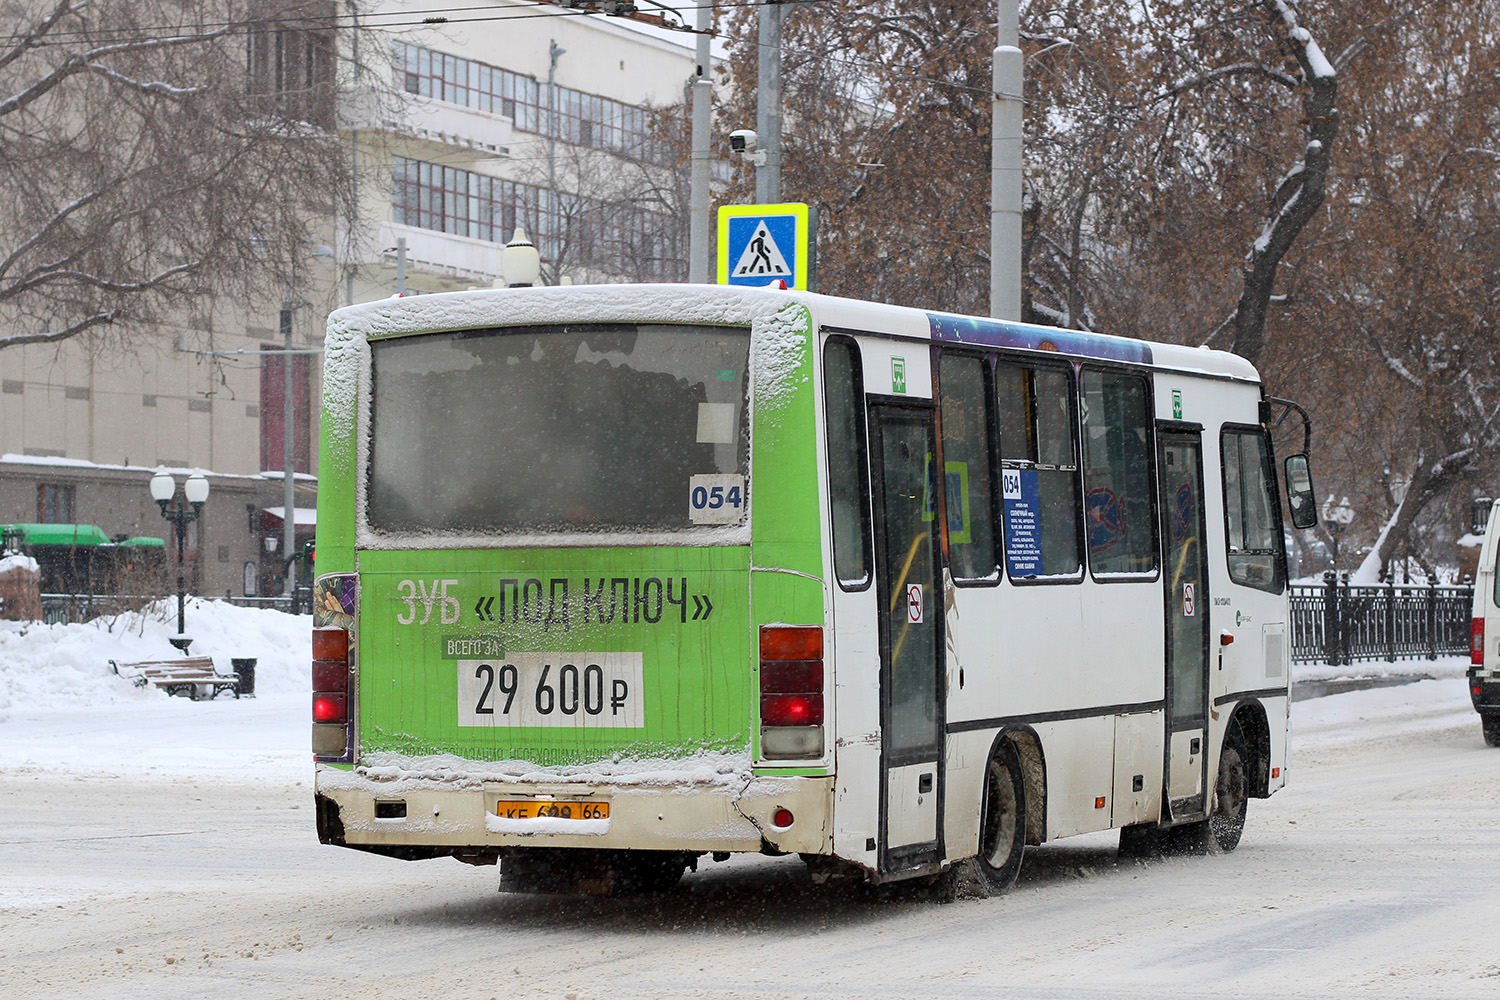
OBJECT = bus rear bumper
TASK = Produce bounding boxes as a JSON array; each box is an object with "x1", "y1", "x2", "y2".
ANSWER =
[{"x1": 315, "y1": 767, "x2": 834, "y2": 856}]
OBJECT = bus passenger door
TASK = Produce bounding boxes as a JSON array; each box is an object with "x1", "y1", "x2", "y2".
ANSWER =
[
  {"x1": 1156, "y1": 427, "x2": 1211, "y2": 822},
  {"x1": 868, "y1": 404, "x2": 945, "y2": 875}
]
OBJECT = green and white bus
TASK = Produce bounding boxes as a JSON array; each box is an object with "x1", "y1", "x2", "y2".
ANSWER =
[{"x1": 311, "y1": 284, "x2": 1317, "y2": 895}]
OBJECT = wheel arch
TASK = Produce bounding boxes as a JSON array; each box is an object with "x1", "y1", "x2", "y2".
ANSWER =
[
  {"x1": 988, "y1": 725, "x2": 1048, "y2": 846},
  {"x1": 1226, "y1": 700, "x2": 1272, "y2": 798}
]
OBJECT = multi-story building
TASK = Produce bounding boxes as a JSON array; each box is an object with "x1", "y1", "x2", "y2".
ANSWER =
[{"x1": 0, "y1": 1, "x2": 705, "y2": 601}]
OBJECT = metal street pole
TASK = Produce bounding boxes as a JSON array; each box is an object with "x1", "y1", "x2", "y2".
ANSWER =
[
  {"x1": 991, "y1": 1, "x2": 1023, "y2": 320},
  {"x1": 688, "y1": 2, "x2": 712, "y2": 282},
  {"x1": 172, "y1": 498, "x2": 188, "y2": 635},
  {"x1": 150, "y1": 471, "x2": 208, "y2": 650},
  {"x1": 548, "y1": 38, "x2": 565, "y2": 278},
  {"x1": 281, "y1": 306, "x2": 296, "y2": 598},
  {"x1": 755, "y1": 1, "x2": 783, "y2": 204}
]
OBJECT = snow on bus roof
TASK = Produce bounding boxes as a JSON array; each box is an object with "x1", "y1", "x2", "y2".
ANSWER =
[{"x1": 324, "y1": 284, "x2": 1260, "y2": 382}]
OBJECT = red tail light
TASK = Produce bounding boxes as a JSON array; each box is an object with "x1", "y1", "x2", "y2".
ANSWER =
[
  {"x1": 759, "y1": 626, "x2": 824, "y2": 760},
  {"x1": 313, "y1": 618, "x2": 353, "y2": 759},
  {"x1": 313, "y1": 627, "x2": 348, "y2": 662},
  {"x1": 313, "y1": 693, "x2": 348, "y2": 723},
  {"x1": 312, "y1": 660, "x2": 348, "y2": 692},
  {"x1": 760, "y1": 625, "x2": 823, "y2": 661},
  {"x1": 761, "y1": 693, "x2": 824, "y2": 726},
  {"x1": 1473, "y1": 618, "x2": 1485, "y2": 666}
]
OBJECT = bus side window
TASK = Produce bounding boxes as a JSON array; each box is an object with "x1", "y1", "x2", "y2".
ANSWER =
[
  {"x1": 1081, "y1": 370, "x2": 1158, "y2": 577},
  {"x1": 1221, "y1": 427, "x2": 1286, "y2": 593},
  {"x1": 994, "y1": 361, "x2": 1082, "y2": 581},
  {"x1": 824, "y1": 337, "x2": 871, "y2": 590},
  {"x1": 938, "y1": 353, "x2": 998, "y2": 584}
]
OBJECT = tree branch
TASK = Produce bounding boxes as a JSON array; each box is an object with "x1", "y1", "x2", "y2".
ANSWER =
[
  {"x1": 0, "y1": 26, "x2": 231, "y2": 119},
  {"x1": 0, "y1": 310, "x2": 116, "y2": 349},
  {"x1": 1229, "y1": 0, "x2": 1339, "y2": 364}
]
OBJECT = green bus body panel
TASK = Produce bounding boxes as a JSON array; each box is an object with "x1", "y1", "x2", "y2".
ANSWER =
[
  {"x1": 356, "y1": 546, "x2": 754, "y2": 765},
  {"x1": 320, "y1": 301, "x2": 832, "y2": 769},
  {"x1": 748, "y1": 308, "x2": 823, "y2": 581},
  {"x1": 315, "y1": 323, "x2": 359, "y2": 573}
]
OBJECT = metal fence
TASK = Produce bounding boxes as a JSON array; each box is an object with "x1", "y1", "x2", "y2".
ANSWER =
[
  {"x1": 1289, "y1": 575, "x2": 1473, "y2": 665},
  {"x1": 34, "y1": 580, "x2": 1473, "y2": 667}
]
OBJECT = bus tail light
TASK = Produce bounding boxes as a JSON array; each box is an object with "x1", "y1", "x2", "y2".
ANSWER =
[
  {"x1": 759, "y1": 626, "x2": 824, "y2": 760},
  {"x1": 313, "y1": 615, "x2": 353, "y2": 760},
  {"x1": 1473, "y1": 618, "x2": 1485, "y2": 665}
]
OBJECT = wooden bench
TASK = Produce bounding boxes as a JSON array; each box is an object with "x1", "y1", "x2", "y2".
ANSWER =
[{"x1": 110, "y1": 657, "x2": 242, "y2": 700}]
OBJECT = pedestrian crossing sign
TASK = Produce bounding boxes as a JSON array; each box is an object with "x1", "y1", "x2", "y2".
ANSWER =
[{"x1": 717, "y1": 203, "x2": 815, "y2": 290}]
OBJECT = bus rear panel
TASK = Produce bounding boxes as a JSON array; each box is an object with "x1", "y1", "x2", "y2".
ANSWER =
[{"x1": 313, "y1": 298, "x2": 836, "y2": 875}]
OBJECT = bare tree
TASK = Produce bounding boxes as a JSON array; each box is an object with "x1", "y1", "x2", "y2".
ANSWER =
[
  {"x1": 1270, "y1": 0, "x2": 1500, "y2": 579},
  {"x1": 716, "y1": 1, "x2": 996, "y2": 312},
  {"x1": 516, "y1": 110, "x2": 692, "y2": 286},
  {"x1": 714, "y1": 0, "x2": 1341, "y2": 340},
  {"x1": 0, "y1": 1, "x2": 360, "y2": 352}
]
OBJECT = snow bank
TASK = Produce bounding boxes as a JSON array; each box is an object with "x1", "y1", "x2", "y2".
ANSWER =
[
  {"x1": 0, "y1": 554, "x2": 39, "y2": 574},
  {"x1": 0, "y1": 598, "x2": 310, "y2": 711}
]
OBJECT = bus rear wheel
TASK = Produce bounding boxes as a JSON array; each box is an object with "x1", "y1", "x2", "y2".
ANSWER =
[
  {"x1": 1481, "y1": 712, "x2": 1500, "y2": 747},
  {"x1": 974, "y1": 739, "x2": 1027, "y2": 895}
]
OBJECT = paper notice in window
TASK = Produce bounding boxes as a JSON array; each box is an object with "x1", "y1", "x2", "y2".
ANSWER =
[{"x1": 697, "y1": 403, "x2": 736, "y2": 444}]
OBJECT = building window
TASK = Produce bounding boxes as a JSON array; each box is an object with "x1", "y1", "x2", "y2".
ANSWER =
[
  {"x1": 248, "y1": 1, "x2": 336, "y2": 129},
  {"x1": 391, "y1": 157, "x2": 681, "y2": 281},
  {"x1": 37, "y1": 484, "x2": 75, "y2": 523},
  {"x1": 393, "y1": 42, "x2": 670, "y2": 166},
  {"x1": 392, "y1": 156, "x2": 520, "y2": 245}
]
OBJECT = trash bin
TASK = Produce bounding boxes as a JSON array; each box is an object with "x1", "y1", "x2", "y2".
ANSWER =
[{"x1": 231, "y1": 657, "x2": 257, "y2": 697}]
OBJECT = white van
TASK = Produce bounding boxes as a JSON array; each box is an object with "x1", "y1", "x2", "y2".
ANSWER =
[{"x1": 1468, "y1": 499, "x2": 1500, "y2": 746}]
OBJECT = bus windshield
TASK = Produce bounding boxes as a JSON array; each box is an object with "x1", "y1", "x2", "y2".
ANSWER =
[{"x1": 367, "y1": 323, "x2": 751, "y2": 535}]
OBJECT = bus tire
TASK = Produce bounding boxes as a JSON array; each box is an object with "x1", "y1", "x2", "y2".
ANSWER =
[
  {"x1": 1208, "y1": 721, "x2": 1250, "y2": 853},
  {"x1": 1482, "y1": 712, "x2": 1500, "y2": 747},
  {"x1": 974, "y1": 739, "x2": 1027, "y2": 895}
]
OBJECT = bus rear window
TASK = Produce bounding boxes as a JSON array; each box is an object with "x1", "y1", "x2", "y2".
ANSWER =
[{"x1": 367, "y1": 323, "x2": 751, "y2": 535}]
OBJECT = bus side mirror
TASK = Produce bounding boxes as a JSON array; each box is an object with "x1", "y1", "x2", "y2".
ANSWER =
[{"x1": 1284, "y1": 454, "x2": 1318, "y2": 530}]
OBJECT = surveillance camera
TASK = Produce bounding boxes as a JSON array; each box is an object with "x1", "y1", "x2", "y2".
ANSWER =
[{"x1": 729, "y1": 129, "x2": 758, "y2": 155}]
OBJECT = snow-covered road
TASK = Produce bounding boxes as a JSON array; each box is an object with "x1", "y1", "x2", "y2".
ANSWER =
[{"x1": 3, "y1": 606, "x2": 1498, "y2": 998}]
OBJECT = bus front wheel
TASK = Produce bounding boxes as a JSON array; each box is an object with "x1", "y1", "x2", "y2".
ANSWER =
[
  {"x1": 975, "y1": 739, "x2": 1027, "y2": 894},
  {"x1": 1207, "y1": 721, "x2": 1250, "y2": 853}
]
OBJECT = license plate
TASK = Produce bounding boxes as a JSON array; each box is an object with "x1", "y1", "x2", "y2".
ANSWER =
[{"x1": 494, "y1": 799, "x2": 610, "y2": 821}]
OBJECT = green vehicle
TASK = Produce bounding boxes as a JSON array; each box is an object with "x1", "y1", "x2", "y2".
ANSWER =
[{"x1": 312, "y1": 284, "x2": 1314, "y2": 895}]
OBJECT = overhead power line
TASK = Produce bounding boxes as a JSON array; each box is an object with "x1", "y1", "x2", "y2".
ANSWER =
[{"x1": 0, "y1": 1, "x2": 825, "y2": 48}]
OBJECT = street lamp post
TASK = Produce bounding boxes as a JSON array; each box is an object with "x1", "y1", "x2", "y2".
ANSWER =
[
  {"x1": 1322, "y1": 495, "x2": 1355, "y2": 567},
  {"x1": 150, "y1": 470, "x2": 210, "y2": 652}
]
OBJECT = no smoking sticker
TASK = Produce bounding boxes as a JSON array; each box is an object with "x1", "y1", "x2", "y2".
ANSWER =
[{"x1": 906, "y1": 583, "x2": 924, "y2": 624}]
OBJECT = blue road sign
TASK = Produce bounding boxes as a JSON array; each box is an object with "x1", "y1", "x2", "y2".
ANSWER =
[{"x1": 717, "y1": 203, "x2": 813, "y2": 290}]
